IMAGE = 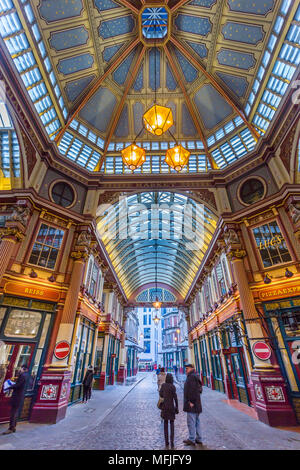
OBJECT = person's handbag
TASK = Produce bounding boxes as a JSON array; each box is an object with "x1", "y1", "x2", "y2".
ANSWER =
[{"x1": 157, "y1": 397, "x2": 164, "y2": 409}]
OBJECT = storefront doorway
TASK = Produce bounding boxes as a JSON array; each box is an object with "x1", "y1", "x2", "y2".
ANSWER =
[
  {"x1": 264, "y1": 297, "x2": 300, "y2": 421},
  {"x1": 0, "y1": 342, "x2": 35, "y2": 421},
  {"x1": 0, "y1": 296, "x2": 55, "y2": 423}
]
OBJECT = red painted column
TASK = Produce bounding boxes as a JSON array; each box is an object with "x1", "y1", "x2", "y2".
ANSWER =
[
  {"x1": 227, "y1": 237, "x2": 297, "y2": 426},
  {"x1": 31, "y1": 242, "x2": 89, "y2": 424}
]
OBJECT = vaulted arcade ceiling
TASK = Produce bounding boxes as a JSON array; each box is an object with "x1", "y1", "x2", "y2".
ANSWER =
[{"x1": 0, "y1": 0, "x2": 298, "y2": 173}]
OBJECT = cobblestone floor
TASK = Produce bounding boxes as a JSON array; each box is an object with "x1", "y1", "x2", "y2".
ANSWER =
[{"x1": 1, "y1": 373, "x2": 300, "y2": 450}]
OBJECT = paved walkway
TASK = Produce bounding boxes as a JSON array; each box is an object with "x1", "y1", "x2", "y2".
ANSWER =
[{"x1": 1, "y1": 372, "x2": 300, "y2": 450}]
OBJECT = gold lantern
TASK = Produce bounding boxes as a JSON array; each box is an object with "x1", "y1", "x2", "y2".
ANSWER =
[
  {"x1": 143, "y1": 104, "x2": 173, "y2": 136},
  {"x1": 121, "y1": 143, "x2": 146, "y2": 170},
  {"x1": 152, "y1": 298, "x2": 162, "y2": 309},
  {"x1": 165, "y1": 144, "x2": 190, "y2": 172}
]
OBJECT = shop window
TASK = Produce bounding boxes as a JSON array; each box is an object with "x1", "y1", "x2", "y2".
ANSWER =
[
  {"x1": 51, "y1": 181, "x2": 75, "y2": 208},
  {"x1": 4, "y1": 310, "x2": 42, "y2": 338},
  {"x1": 29, "y1": 223, "x2": 64, "y2": 269},
  {"x1": 72, "y1": 318, "x2": 95, "y2": 384},
  {"x1": 215, "y1": 262, "x2": 227, "y2": 296},
  {"x1": 0, "y1": 303, "x2": 54, "y2": 401},
  {"x1": 85, "y1": 256, "x2": 102, "y2": 299},
  {"x1": 252, "y1": 221, "x2": 292, "y2": 268},
  {"x1": 144, "y1": 327, "x2": 151, "y2": 339},
  {"x1": 232, "y1": 355, "x2": 245, "y2": 386}
]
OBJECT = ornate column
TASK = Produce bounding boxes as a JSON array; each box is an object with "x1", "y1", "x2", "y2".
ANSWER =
[
  {"x1": 183, "y1": 307, "x2": 194, "y2": 365},
  {"x1": 0, "y1": 204, "x2": 29, "y2": 282},
  {"x1": 225, "y1": 227, "x2": 297, "y2": 426},
  {"x1": 31, "y1": 229, "x2": 91, "y2": 424},
  {"x1": 117, "y1": 308, "x2": 128, "y2": 384}
]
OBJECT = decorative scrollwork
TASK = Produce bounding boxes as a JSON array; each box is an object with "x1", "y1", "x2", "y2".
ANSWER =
[{"x1": 0, "y1": 227, "x2": 25, "y2": 241}]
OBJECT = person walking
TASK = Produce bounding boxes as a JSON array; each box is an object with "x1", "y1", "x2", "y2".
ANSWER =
[
  {"x1": 183, "y1": 364, "x2": 203, "y2": 446},
  {"x1": 2, "y1": 364, "x2": 30, "y2": 435},
  {"x1": 159, "y1": 373, "x2": 179, "y2": 448},
  {"x1": 82, "y1": 365, "x2": 94, "y2": 403},
  {"x1": 157, "y1": 366, "x2": 166, "y2": 392}
]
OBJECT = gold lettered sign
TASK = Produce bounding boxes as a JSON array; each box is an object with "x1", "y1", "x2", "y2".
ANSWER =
[
  {"x1": 4, "y1": 281, "x2": 60, "y2": 301},
  {"x1": 259, "y1": 283, "x2": 300, "y2": 301},
  {"x1": 258, "y1": 235, "x2": 284, "y2": 250}
]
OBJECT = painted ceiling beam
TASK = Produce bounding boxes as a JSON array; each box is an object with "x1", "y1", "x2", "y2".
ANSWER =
[
  {"x1": 170, "y1": 0, "x2": 191, "y2": 12},
  {"x1": 115, "y1": 0, "x2": 140, "y2": 15},
  {"x1": 54, "y1": 37, "x2": 141, "y2": 145},
  {"x1": 170, "y1": 35, "x2": 261, "y2": 142},
  {"x1": 164, "y1": 44, "x2": 218, "y2": 170},
  {"x1": 97, "y1": 46, "x2": 147, "y2": 171}
]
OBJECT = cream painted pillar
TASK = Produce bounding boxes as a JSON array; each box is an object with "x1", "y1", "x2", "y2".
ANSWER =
[
  {"x1": 228, "y1": 249, "x2": 273, "y2": 370},
  {"x1": 225, "y1": 230, "x2": 298, "y2": 426},
  {"x1": 51, "y1": 245, "x2": 89, "y2": 369}
]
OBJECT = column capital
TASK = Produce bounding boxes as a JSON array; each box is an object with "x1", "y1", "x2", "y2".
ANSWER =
[
  {"x1": 70, "y1": 248, "x2": 89, "y2": 261},
  {"x1": 0, "y1": 224, "x2": 25, "y2": 242},
  {"x1": 227, "y1": 248, "x2": 247, "y2": 261}
]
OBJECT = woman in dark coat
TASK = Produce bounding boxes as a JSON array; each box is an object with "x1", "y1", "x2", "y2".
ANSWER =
[
  {"x1": 159, "y1": 373, "x2": 179, "y2": 448},
  {"x1": 82, "y1": 365, "x2": 94, "y2": 403}
]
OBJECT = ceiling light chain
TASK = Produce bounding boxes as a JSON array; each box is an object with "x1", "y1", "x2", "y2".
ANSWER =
[{"x1": 122, "y1": 26, "x2": 191, "y2": 173}]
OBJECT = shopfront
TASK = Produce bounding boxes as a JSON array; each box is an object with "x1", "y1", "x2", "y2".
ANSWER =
[
  {"x1": 69, "y1": 316, "x2": 96, "y2": 403},
  {"x1": 198, "y1": 336, "x2": 210, "y2": 387},
  {"x1": 93, "y1": 333, "x2": 104, "y2": 389},
  {"x1": 126, "y1": 345, "x2": 137, "y2": 377},
  {"x1": 208, "y1": 329, "x2": 225, "y2": 393},
  {"x1": 220, "y1": 320, "x2": 251, "y2": 406},
  {"x1": 263, "y1": 295, "x2": 300, "y2": 422},
  {"x1": 0, "y1": 295, "x2": 55, "y2": 423},
  {"x1": 105, "y1": 335, "x2": 121, "y2": 385}
]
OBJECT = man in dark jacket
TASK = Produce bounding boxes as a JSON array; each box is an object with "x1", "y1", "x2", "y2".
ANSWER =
[
  {"x1": 2, "y1": 364, "x2": 30, "y2": 435},
  {"x1": 82, "y1": 365, "x2": 94, "y2": 403},
  {"x1": 183, "y1": 364, "x2": 203, "y2": 446}
]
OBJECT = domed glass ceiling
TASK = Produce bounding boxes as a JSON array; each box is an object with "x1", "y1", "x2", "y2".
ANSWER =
[{"x1": 0, "y1": 0, "x2": 299, "y2": 174}]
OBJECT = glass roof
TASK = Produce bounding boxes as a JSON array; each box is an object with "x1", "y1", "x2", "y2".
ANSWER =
[
  {"x1": 97, "y1": 192, "x2": 218, "y2": 300},
  {"x1": 141, "y1": 7, "x2": 168, "y2": 39},
  {"x1": 0, "y1": 1, "x2": 299, "y2": 173}
]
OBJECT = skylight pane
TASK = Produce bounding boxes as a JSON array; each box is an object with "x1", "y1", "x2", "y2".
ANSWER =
[
  {"x1": 24, "y1": 4, "x2": 35, "y2": 24},
  {"x1": 274, "y1": 16, "x2": 284, "y2": 34},
  {"x1": 280, "y1": 0, "x2": 291, "y2": 15}
]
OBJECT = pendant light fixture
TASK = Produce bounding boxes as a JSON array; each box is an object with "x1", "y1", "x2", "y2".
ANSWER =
[
  {"x1": 165, "y1": 143, "x2": 191, "y2": 172},
  {"x1": 143, "y1": 28, "x2": 173, "y2": 137},
  {"x1": 121, "y1": 143, "x2": 146, "y2": 171},
  {"x1": 121, "y1": 24, "x2": 190, "y2": 173}
]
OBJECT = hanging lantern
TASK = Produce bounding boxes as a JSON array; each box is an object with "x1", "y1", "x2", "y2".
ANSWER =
[
  {"x1": 152, "y1": 298, "x2": 162, "y2": 309},
  {"x1": 121, "y1": 143, "x2": 146, "y2": 170},
  {"x1": 165, "y1": 144, "x2": 190, "y2": 172},
  {"x1": 153, "y1": 311, "x2": 161, "y2": 324},
  {"x1": 143, "y1": 104, "x2": 173, "y2": 136}
]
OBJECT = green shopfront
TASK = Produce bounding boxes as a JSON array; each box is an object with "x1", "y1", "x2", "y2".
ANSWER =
[{"x1": 0, "y1": 295, "x2": 55, "y2": 423}]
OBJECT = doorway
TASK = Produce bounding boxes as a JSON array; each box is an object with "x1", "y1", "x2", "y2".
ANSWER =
[{"x1": 0, "y1": 342, "x2": 35, "y2": 422}]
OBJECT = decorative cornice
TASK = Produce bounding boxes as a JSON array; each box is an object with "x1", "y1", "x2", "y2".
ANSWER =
[{"x1": 0, "y1": 226, "x2": 25, "y2": 242}]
